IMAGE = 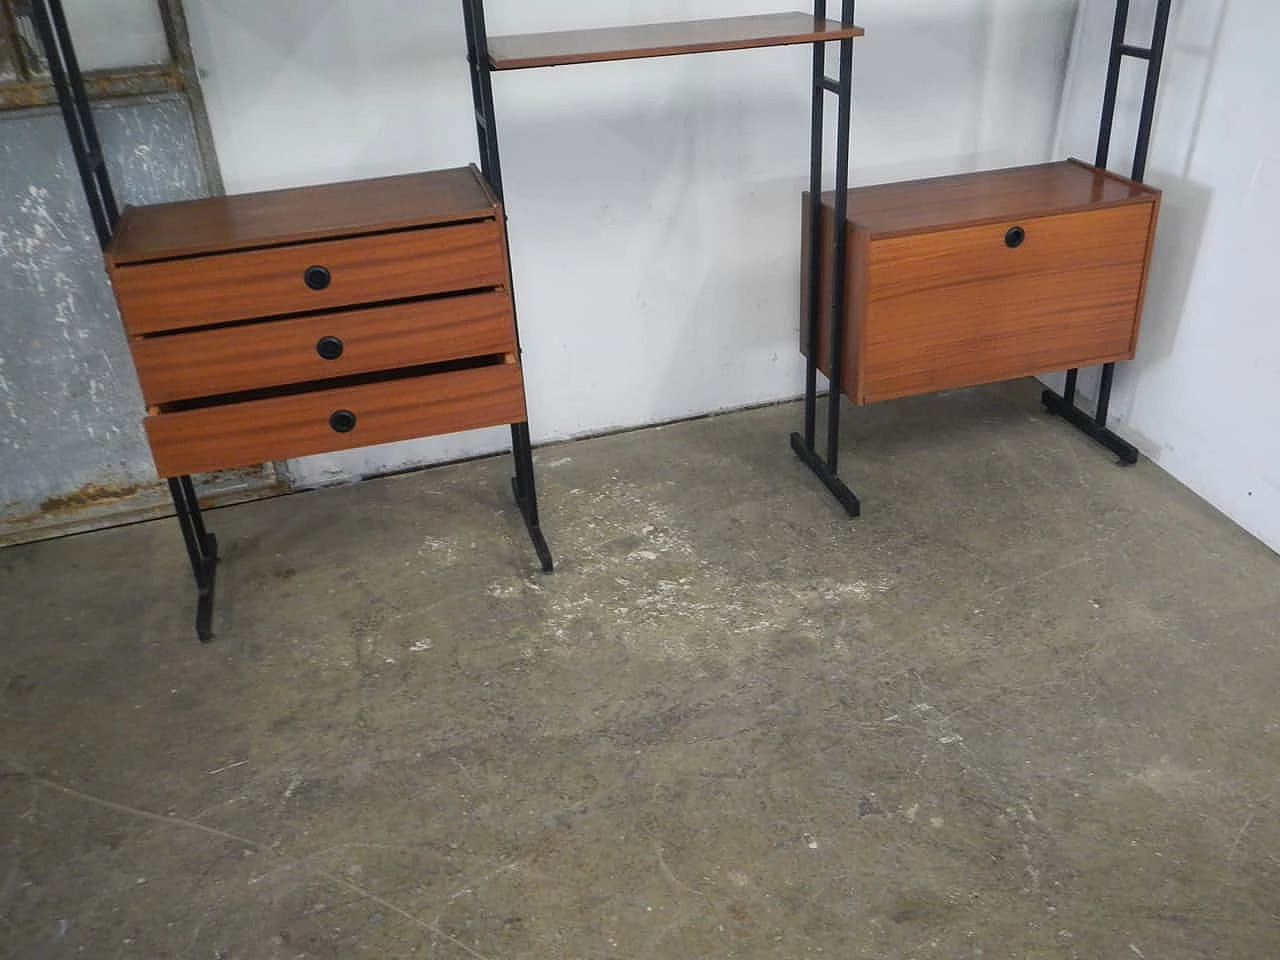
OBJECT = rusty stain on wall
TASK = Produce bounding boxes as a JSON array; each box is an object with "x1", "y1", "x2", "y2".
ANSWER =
[
  {"x1": 0, "y1": 66, "x2": 183, "y2": 110},
  {"x1": 2, "y1": 467, "x2": 284, "y2": 547},
  {"x1": 38, "y1": 481, "x2": 147, "y2": 515},
  {"x1": 1, "y1": 481, "x2": 156, "y2": 531}
]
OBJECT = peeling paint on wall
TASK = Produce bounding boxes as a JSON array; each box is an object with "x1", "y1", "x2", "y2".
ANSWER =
[{"x1": 0, "y1": 96, "x2": 206, "y2": 522}]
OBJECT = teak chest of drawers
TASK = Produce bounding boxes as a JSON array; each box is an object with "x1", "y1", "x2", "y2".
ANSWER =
[
  {"x1": 105, "y1": 165, "x2": 551, "y2": 641},
  {"x1": 107, "y1": 166, "x2": 526, "y2": 476},
  {"x1": 801, "y1": 159, "x2": 1161, "y2": 406}
]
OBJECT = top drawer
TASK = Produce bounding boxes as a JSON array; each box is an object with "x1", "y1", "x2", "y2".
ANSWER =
[
  {"x1": 109, "y1": 219, "x2": 508, "y2": 336},
  {"x1": 866, "y1": 202, "x2": 1154, "y2": 300}
]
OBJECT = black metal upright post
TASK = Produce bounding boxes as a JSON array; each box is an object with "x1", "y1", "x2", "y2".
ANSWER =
[
  {"x1": 167, "y1": 477, "x2": 218, "y2": 643},
  {"x1": 790, "y1": 0, "x2": 861, "y2": 516},
  {"x1": 462, "y1": 0, "x2": 553, "y2": 572},
  {"x1": 32, "y1": 0, "x2": 220, "y2": 640},
  {"x1": 1041, "y1": 0, "x2": 1173, "y2": 464},
  {"x1": 29, "y1": 0, "x2": 118, "y2": 248}
]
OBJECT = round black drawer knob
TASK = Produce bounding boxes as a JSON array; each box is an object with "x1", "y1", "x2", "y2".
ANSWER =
[
  {"x1": 1005, "y1": 226, "x2": 1026, "y2": 249},
  {"x1": 316, "y1": 335, "x2": 344, "y2": 360},
  {"x1": 304, "y1": 265, "x2": 331, "y2": 290},
  {"x1": 329, "y1": 409, "x2": 357, "y2": 434}
]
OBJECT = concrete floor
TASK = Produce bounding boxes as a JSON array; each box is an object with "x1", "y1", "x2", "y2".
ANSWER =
[{"x1": 2, "y1": 380, "x2": 1278, "y2": 959}]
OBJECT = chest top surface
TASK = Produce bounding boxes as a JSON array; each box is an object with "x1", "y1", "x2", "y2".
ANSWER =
[
  {"x1": 107, "y1": 166, "x2": 499, "y2": 266},
  {"x1": 824, "y1": 160, "x2": 1159, "y2": 238}
]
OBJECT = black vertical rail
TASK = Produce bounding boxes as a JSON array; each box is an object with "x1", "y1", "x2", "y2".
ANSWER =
[
  {"x1": 34, "y1": 0, "x2": 221, "y2": 638},
  {"x1": 1131, "y1": 0, "x2": 1173, "y2": 183},
  {"x1": 801, "y1": 0, "x2": 828, "y2": 449},
  {"x1": 178, "y1": 475, "x2": 213, "y2": 554},
  {"x1": 1042, "y1": 0, "x2": 1171, "y2": 465},
  {"x1": 1062, "y1": 368, "x2": 1079, "y2": 408},
  {"x1": 167, "y1": 478, "x2": 218, "y2": 643},
  {"x1": 30, "y1": 0, "x2": 118, "y2": 248},
  {"x1": 1087, "y1": 0, "x2": 1133, "y2": 426},
  {"x1": 1083, "y1": 0, "x2": 1132, "y2": 430},
  {"x1": 462, "y1": 0, "x2": 504, "y2": 198},
  {"x1": 1095, "y1": 363, "x2": 1116, "y2": 425},
  {"x1": 1094, "y1": 0, "x2": 1131, "y2": 170},
  {"x1": 791, "y1": 0, "x2": 861, "y2": 515},
  {"x1": 462, "y1": 0, "x2": 553, "y2": 571},
  {"x1": 1090, "y1": 0, "x2": 1170, "y2": 430},
  {"x1": 825, "y1": 3, "x2": 856, "y2": 475}
]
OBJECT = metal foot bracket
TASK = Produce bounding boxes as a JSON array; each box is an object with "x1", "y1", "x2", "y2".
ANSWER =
[
  {"x1": 791, "y1": 432, "x2": 861, "y2": 516},
  {"x1": 1041, "y1": 381, "x2": 1139, "y2": 464}
]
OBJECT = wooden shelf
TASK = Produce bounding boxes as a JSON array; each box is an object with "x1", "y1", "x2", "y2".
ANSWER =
[{"x1": 487, "y1": 12, "x2": 864, "y2": 71}]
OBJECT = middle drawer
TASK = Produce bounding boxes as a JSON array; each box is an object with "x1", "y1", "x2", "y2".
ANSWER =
[{"x1": 131, "y1": 291, "x2": 517, "y2": 404}]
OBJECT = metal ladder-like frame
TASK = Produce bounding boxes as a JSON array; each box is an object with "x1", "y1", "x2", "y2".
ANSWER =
[
  {"x1": 32, "y1": 0, "x2": 219, "y2": 642},
  {"x1": 32, "y1": 0, "x2": 551, "y2": 644},
  {"x1": 39, "y1": 0, "x2": 1172, "y2": 614},
  {"x1": 462, "y1": 0, "x2": 864, "y2": 515},
  {"x1": 459, "y1": 0, "x2": 552, "y2": 577},
  {"x1": 1039, "y1": 0, "x2": 1174, "y2": 463},
  {"x1": 790, "y1": 0, "x2": 863, "y2": 515},
  {"x1": 796, "y1": 0, "x2": 1175, "y2": 513}
]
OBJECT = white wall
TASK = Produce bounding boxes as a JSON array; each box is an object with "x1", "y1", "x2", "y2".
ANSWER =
[
  {"x1": 65, "y1": 0, "x2": 169, "y2": 69},
  {"x1": 183, "y1": 0, "x2": 1079, "y2": 487},
  {"x1": 1052, "y1": 0, "x2": 1280, "y2": 553}
]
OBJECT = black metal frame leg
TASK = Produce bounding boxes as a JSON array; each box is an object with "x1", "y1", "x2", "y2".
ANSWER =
[
  {"x1": 36, "y1": 0, "x2": 225, "y2": 638},
  {"x1": 791, "y1": 0, "x2": 861, "y2": 516},
  {"x1": 464, "y1": 0, "x2": 554, "y2": 571},
  {"x1": 1040, "y1": 0, "x2": 1172, "y2": 465},
  {"x1": 510, "y1": 422, "x2": 553, "y2": 572},
  {"x1": 167, "y1": 476, "x2": 219, "y2": 642},
  {"x1": 1040, "y1": 367, "x2": 1139, "y2": 464}
]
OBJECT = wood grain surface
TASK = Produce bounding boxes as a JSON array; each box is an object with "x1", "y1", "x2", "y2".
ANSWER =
[
  {"x1": 488, "y1": 13, "x2": 863, "y2": 70},
  {"x1": 144, "y1": 364, "x2": 526, "y2": 478},
  {"x1": 865, "y1": 203, "x2": 1151, "y2": 299},
  {"x1": 111, "y1": 220, "x2": 507, "y2": 335},
  {"x1": 130, "y1": 291, "x2": 517, "y2": 405},
  {"x1": 818, "y1": 160, "x2": 1158, "y2": 238},
  {"x1": 801, "y1": 161, "x2": 1160, "y2": 405},
  {"x1": 860, "y1": 263, "x2": 1148, "y2": 403},
  {"x1": 107, "y1": 167, "x2": 497, "y2": 264}
]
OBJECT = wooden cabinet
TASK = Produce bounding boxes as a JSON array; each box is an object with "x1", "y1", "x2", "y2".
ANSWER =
[
  {"x1": 802, "y1": 159, "x2": 1161, "y2": 406},
  {"x1": 105, "y1": 166, "x2": 528, "y2": 479}
]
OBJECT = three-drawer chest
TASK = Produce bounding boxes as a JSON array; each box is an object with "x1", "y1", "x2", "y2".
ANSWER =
[
  {"x1": 107, "y1": 166, "x2": 529, "y2": 475},
  {"x1": 105, "y1": 165, "x2": 551, "y2": 640}
]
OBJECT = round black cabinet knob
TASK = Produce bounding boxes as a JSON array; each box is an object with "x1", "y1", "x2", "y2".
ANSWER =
[
  {"x1": 1005, "y1": 226, "x2": 1026, "y2": 249},
  {"x1": 304, "y1": 265, "x2": 331, "y2": 290},
  {"x1": 329, "y1": 409, "x2": 357, "y2": 434},
  {"x1": 316, "y1": 335, "x2": 344, "y2": 360}
]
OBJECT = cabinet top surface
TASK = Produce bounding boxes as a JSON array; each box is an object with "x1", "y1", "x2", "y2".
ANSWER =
[
  {"x1": 108, "y1": 166, "x2": 498, "y2": 265},
  {"x1": 823, "y1": 160, "x2": 1159, "y2": 237},
  {"x1": 487, "y1": 13, "x2": 863, "y2": 71}
]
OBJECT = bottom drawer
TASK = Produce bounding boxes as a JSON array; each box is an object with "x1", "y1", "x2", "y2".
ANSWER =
[
  {"x1": 861, "y1": 260, "x2": 1145, "y2": 403},
  {"x1": 144, "y1": 363, "x2": 526, "y2": 478}
]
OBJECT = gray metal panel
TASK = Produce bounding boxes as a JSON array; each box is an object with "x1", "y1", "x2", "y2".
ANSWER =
[{"x1": 0, "y1": 94, "x2": 205, "y2": 525}]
